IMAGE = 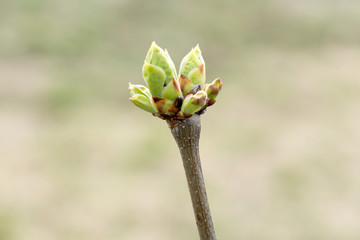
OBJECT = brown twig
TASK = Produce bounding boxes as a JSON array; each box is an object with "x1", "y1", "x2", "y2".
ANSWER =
[{"x1": 167, "y1": 113, "x2": 217, "y2": 240}]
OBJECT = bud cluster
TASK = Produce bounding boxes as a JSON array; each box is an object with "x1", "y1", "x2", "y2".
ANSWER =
[{"x1": 129, "y1": 42, "x2": 223, "y2": 118}]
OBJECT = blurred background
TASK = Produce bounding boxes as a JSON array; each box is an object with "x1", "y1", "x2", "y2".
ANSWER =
[{"x1": 1, "y1": 0, "x2": 360, "y2": 239}]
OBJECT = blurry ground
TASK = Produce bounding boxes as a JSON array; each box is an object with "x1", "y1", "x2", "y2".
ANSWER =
[{"x1": 1, "y1": 0, "x2": 360, "y2": 239}]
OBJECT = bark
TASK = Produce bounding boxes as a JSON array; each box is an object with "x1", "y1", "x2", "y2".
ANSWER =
[{"x1": 167, "y1": 114, "x2": 217, "y2": 240}]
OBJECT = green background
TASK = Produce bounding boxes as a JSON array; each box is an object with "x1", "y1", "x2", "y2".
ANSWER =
[{"x1": 1, "y1": 0, "x2": 360, "y2": 239}]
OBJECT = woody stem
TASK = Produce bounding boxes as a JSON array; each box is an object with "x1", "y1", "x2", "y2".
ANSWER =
[{"x1": 167, "y1": 114, "x2": 217, "y2": 240}]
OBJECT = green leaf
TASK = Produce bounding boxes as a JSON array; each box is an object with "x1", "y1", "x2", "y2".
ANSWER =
[{"x1": 142, "y1": 63, "x2": 166, "y2": 97}]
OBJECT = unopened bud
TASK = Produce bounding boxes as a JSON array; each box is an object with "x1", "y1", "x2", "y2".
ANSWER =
[
  {"x1": 180, "y1": 91, "x2": 208, "y2": 115},
  {"x1": 179, "y1": 45, "x2": 205, "y2": 86},
  {"x1": 210, "y1": 78, "x2": 223, "y2": 91},
  {"x1": 129, "y1": 94, "x2": 158, "y2": 114},
  {"x1": 203, "y1": 84, "x2": 219, "y2": 101}
]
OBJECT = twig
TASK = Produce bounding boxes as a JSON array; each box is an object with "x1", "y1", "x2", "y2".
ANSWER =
[{"x1": 167, "y1": 113, "x2": 217, "y2": 240}]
